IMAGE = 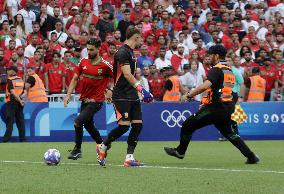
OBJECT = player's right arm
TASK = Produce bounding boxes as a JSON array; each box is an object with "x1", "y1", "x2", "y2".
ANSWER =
[
  {"x1": 64, "y1": 73, "x2": 79, "y2": 107},
  {"x1": 121, "y1": 65, "x2": 139, "y2": 87},
  {"x1": 64, "y1": 59, "x2": 83, "y2": 107}
]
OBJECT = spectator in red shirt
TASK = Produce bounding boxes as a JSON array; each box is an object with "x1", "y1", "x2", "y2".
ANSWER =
[
  {"x1": 4, "y1": 40, "x2": 17, "y2": 62},
  {"x1": 62, "y1": 50, "x2": 77, "y2": 91},
  {"x1": 241, "y1": 51, "x2": 259, "y2": 74},
  {"x1": 8, "y1": 52, "x2": 24, "y2": 79},
  {"x1": 49, "y1": 32, "x2": 62, "y2": 53},
  {"x1": 43, "y1": 39, "x2": 53, "y2": 64},
  {"x1": 189, "y1": 38, "x2": 206, "y2": 61},
  {"x1": 147, "y1": 67, "x2": 165, "y2": 101},
  {"x1": 113, "y1": 30, "x2": 123, "y2": 48},
  {"x1": 102, "y1": 42, "x2": 116, "y2": 65},
  {"x1": 0, "y1": 20, "x2": 10, "y2": 49},
  {"x1": 26, "y1": 22, "x2": 43, "y2": 45},
  {"x1": 99, "y1": 33, "x2": 114, "y2": 56},
  {"x1": 272, "y1": 50, "x2": 284, "y2": 78},
  {"x1": 172, "y1": 11, "x2": 188, "y2": 35},
  {"x1": 202, "y1": 54, "x2": 211, "y2": 77},
  {"x1": 130, "y1": 2, "x2": 143, "y2": 25},
  {"x1": 44, "y1": 52, "x2": 66, "y2": 94},
  {"x1": 260, "y1": 57, "x2": 278, "y2": 100},
  {"x1": 26, "y1": 49, "x2": 45, "y2": 80}
]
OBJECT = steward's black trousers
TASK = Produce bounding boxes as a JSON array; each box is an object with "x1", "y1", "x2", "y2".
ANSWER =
[
  {"x1": 4, "y1": 101, "x2": 25, "y2": 141},
  {"x1": 177, "y1": 102, "x2": 255, "y2": 159}
]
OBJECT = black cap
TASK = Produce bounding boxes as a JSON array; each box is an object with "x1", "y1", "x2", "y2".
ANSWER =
[
  {"x1": 6, "y1": 66, "x2": 18, "y2": 73},
  {"x1": 263, "y1": 56, "x2": 271, "y2": 61},
  {"x1": 87, "y1": 38, "x2": 101, "y2": 48},
  {"x1": 252, "y1": 67, "x2": 260, "y2": 74},
  {"x1": 207, "y1": 45, "x2": 227, "y2": 58}
]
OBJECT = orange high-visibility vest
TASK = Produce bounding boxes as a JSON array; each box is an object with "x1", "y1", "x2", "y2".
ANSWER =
[
  {"x1": 202, "y1": 64, "x2": 235, "y2": 105},
  {"x1": 27, "y1": 74, "x2": 48, "y2": 102},
  {"x1": 163, "y1": 75, "x2": 180, "y2": 101},
  {"x1": 247, "y1": 75, "x2": 266, "y2": 102},
  {"x1": 5, "y1": 76, "x2": 24, "y2": 102}
]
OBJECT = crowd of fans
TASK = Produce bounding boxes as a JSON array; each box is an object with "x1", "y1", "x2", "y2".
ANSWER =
[{"x1": 0, "y1": 0, "x2": 283, "y2": 101}]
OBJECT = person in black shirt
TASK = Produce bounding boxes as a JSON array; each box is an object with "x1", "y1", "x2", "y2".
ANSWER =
[
  {"x1": 97, "y1": 27, "x2": 153, "y2": 167},
  {"x1": 96, "y1": 9, "x2": 114, "y2": 42},
  {"x1": 164, "y1": 45, "x2": 260, "y2": 164},
  {"x1": 3, "y1": 66, "x2": 26, "y2": 143},
  {"x1": 117, "y1": 9, "x2": 135, "y2": 42}
]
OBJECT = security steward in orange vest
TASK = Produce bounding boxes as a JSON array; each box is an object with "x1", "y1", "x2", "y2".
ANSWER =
[
  {"x1": 23, "y1": 66, "x2": 48, "y2": 102},
  {"x1": 3, "y1": 66, "x2": 26, "y2": 143},
  {"x1": 164, "y1": 45, "x2": 260, "y2": 164},
  {"x1": 163, "y1": 66, "x2": 181, "y2": 101},
  {"x1": 245, "y1": 67, "x2": 266, "y2": 102}
]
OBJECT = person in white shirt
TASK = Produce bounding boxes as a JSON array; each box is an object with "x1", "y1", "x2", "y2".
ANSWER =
[
  {"x1": 17, "y1": 0, "x2": 36, "y2": 34},
  {"x1": 5, "y1": 25, "x2": 22, "y2": 47},
  {"x1": 242, "y1": 11, "x2": 259, "y2": 33},
  {"x1": 48, "y1": 21, "x2": 68, "y2": 46},
  {"x1": 256, "y1": 16, "x2": 268, "y2": 40},
  {"x1": 233, "y1": 0, "x2": 248, "y2": 16},
  {"x1": 135, "y1": 68, "x2": 150, "y2": 101},
  {"x1": 165, "y1": 38, "x2": 178, "y2": 61},
  {"x1": 7, "y1": 0, "x2": 20, "y2": 19},
  {"x1": 93, "y1": 0, "x2": 102, "y2": 16},
  {"x1": 154, "y1": 47, "x2": 172, "y2": 70},
  {"x1": 181, "y1": 60, "x2": 204, "y2": 101},
  {"x1": 24, "y1": 34, "x2": 38, "y2": 58}
]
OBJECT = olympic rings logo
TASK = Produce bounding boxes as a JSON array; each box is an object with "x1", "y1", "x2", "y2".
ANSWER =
[{"x1": 161, "y1": 110, "x2": 192, "y2": 128}]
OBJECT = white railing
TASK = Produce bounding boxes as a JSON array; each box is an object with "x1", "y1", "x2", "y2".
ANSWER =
[{"x1": 47, "y1": 94, "x2": 80, "y2": 102}]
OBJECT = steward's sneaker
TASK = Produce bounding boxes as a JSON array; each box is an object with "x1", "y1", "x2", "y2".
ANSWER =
[
  {"x1": 246, "y1": 155, "x2": 260, "y2": 164},
  {"x1": 124, "y1": 159, "x2": 144, "y2": 167},
  {"x1": 164, "y1": 147, "x2": 184, "y2": 159},
  {"x1": 68, "y1": 148, "x2": 82, "y2": 160},
  {"x1": 97, "y1": 144, "x2": 106, "y2": 167}
]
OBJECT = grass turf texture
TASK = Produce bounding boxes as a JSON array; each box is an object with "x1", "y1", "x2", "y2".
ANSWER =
[{"x1": 0, "y1": 141, "x2": 283, "y2": 194}]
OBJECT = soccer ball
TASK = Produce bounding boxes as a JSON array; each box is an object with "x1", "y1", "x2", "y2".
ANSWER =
[{"x1": 44, "y1": 149, "x2": 61, "y2": 165}]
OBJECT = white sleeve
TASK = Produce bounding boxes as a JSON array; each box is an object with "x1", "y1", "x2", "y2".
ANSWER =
[
  {"x1": 24, "y1": 47, "x2": 30, "y2": 58},
  {"x1": 7, "y1": 0, "x2": 12, "y2": 7}
]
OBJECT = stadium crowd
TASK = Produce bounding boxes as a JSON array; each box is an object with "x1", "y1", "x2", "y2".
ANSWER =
[{"x1": 0, "y1": 0, "x2": 283, "y2": 102}]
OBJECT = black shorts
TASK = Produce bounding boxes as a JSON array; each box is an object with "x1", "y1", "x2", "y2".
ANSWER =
[{"x1": 113, "y1": 100, "x2": 142, "y2": 122}]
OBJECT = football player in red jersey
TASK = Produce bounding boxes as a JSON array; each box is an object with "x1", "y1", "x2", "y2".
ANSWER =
[{"x1": 64, "y1": 38, "x2": 113, "y2": 160}]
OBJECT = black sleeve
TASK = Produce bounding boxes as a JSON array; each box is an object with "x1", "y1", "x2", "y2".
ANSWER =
[
  {"x1": 115, "y1": 49, "x2": 130, "y2": 66},
  {"x1": 7, "y1": 79, "x2": 13, "y2": 92},
  {"x1": 207, "y1": 67, "x2": 222, "y2": 85},
  {"x1": 244, "y1": 77, "x2": 251, "y2": 88},
  {"x1": 96, "y1": 20, "x2": 102, "y2": 31},
  {"x1": 165, "y1": 79, "x2": 173, "y2": 91},
  {"x1": 26, "y1": 76, "x2": 36, "y2": 88}
]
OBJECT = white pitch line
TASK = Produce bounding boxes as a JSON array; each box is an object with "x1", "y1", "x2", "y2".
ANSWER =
[{"x1": 1, "y1": 160, "x2": 284, "y2": 175}]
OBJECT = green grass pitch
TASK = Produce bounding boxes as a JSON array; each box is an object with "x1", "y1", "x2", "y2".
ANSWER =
[{"x1": 0, "y1": 141, "x2": 283, "y2": 194}]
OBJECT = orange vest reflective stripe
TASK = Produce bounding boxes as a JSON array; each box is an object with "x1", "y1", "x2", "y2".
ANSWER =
[
  {"x1": 27, "y1": 74, "x2": 48, "y2": 102},
  {"x1": 163, "y1": 75, "x2": 180, "y2": 101},
  {"x1": 5, "y1": 76, "x2": 24, "y2": 102},
  {"x1": 201, "y1": 64, "x2": 235, "y2": 105},
  {"x1": 247, "y1": 75, "x2": 266, "y2": 102}
]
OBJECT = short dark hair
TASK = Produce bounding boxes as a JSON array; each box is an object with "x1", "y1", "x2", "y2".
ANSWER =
[
  {"x1": 124, "y1": 9, "x2": 130, "y2": 13},
  {"x1": 126, "y1": 26, "x2": 141, "y2": 39},
  {"x1": 52, "y1": 51, "x2": 61, "y2": 58},
  {"x1": 51, "y1": 32, "x2": 57, "y2": 36},
  {"x1": 87, "y1": 38, "x2": 101, "y2": 48},
  {"x1": 64, "y1": 50, "x2": 72, "y2": 55},
  {"x1": 108, "y1": 42, "x2": 116, "y2": 47}
]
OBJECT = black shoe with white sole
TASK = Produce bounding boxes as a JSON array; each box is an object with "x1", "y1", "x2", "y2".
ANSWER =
[{"x1": 68, "y1": 148, "x2": 82, "y2": 160}]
